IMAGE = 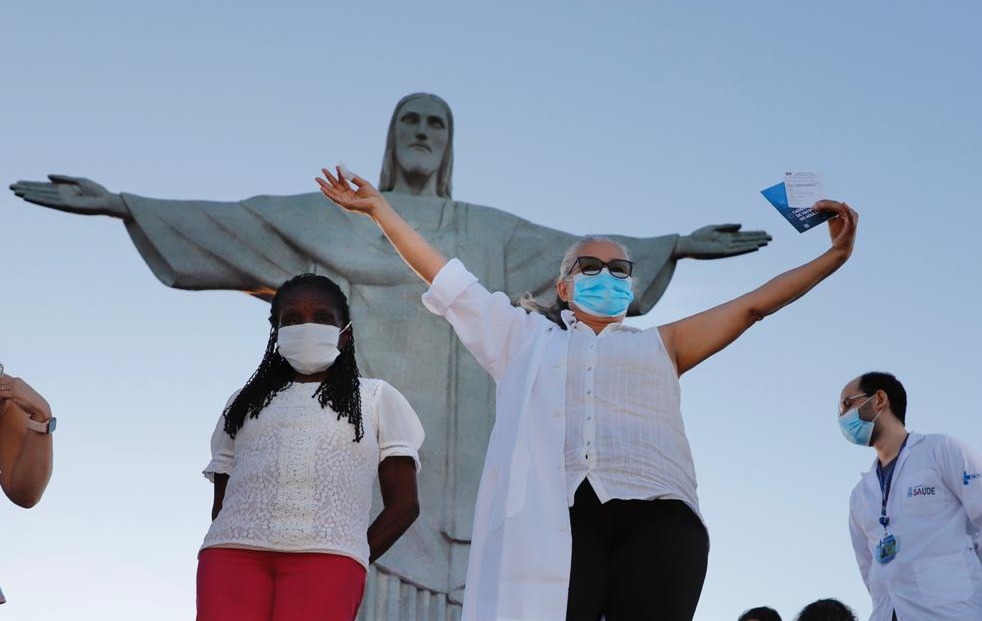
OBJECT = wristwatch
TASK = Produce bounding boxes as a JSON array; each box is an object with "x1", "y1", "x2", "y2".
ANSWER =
[{"x1": 26, "y1": 417, "x2": 57, "y2": 434}]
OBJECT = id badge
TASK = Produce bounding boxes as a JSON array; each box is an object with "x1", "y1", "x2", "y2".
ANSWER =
[{"x1": 876, "y1": 533, "x2": 900, "y2": 564}]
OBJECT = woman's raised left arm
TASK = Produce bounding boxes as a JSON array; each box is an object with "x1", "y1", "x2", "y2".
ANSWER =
[{"x1": 660, "y1": 201, "x2": 857, "y2": 376}]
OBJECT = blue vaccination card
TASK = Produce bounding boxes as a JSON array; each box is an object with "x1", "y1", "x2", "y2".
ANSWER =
[{"x1": 761, "y1": 182, "x2": 834, "y2": 233}]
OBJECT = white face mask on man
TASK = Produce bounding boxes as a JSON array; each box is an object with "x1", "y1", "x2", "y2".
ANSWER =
[{"x1": 276, "y1": 322, "x2": 350, "y2": 375}]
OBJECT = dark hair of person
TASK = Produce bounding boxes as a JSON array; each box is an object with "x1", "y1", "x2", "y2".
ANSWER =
[
  {"x1": 222, "y1": 273, "x2": 363, "y2": 442},
  {"x1": 738, "y1": 606, "x2": 783, "y2": 621},
  {"x1": 795, "y1": 598, "x2": 857, "y2": 621},
  {"x1": 858, "y1": 371, "x2": 907, "y2": 425}
]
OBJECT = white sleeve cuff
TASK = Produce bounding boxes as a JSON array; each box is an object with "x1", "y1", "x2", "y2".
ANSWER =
[
  {"x1": 379, "y1": 446, "x2": 422, "y2": 472},
  {"x1": 421, "y1": 258, "x2": 478, "y2": 317},
  {"x1": 202, "y1": 462, "x2": 232, "y2": 483}
]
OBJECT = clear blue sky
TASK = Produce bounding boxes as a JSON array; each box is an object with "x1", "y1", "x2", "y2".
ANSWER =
[{"x1": 2, "y1": 1, "x2": 980, "y2": 619}]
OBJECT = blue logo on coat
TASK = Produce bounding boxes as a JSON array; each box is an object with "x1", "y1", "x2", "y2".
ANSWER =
[{"x1": 964, "y1": 471, "x2": 982, "y2": 486}]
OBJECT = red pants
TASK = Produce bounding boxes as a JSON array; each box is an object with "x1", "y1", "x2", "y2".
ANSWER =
[{"x1": 196, "y1": 548, "x2": 366, "y2": 621}]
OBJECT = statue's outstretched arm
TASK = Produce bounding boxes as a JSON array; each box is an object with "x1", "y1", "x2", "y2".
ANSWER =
[
  {"x1": 674, "y1": 224, "x2": 772, "y2": 260},
  {"x1": 9, "y1": 174, "x2": 130, "y2": 219}
]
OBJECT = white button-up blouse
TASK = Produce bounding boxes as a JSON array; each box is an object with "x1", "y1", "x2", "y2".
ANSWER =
[
  {"x1": 421, "y1": 259, "x2": 703, "y2": 621},
  {"x1": 562, "y1": 310, "x2": 698, "y2": 511}
]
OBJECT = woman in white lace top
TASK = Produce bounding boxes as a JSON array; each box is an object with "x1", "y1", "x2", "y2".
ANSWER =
[{"x1": 197, "y1": 273, "x2": 424, "y2": 621}]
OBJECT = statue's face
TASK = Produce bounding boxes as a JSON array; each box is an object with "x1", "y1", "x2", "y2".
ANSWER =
[{"x1": 394, "y1": 97, "x2": 449, "y2": 179}]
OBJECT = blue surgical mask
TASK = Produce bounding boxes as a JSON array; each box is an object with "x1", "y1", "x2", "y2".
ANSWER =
[
  {"x1": 571, "y1": 270, "x2": 634, "y2": 318},
  {"x1": 838, "y1": 396, "x2": 880, "y2": 446}
]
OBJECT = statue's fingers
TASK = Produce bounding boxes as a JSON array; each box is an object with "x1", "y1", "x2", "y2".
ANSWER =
[
  {"x1": 13, "y1": 189, "x2": 61, "y2": 206},
  {"x1": 727, "y1": 240, "x2": 769, "y2": 252},
  {"x1": 13, "y1": 181, "x2": 55, "y2": 191},
  {"x1": 12, "y1": 184, "x2": 60, "y2": 200},
  {"x1": 28, "y1": 187, "x2": 63, "y2": 202},
  {"x1": 18, "y1": 181, "x2": 62, "y2": 193},
  {"x1": 47, "y1": 173, "x2": 83, "y2": 185},
  {"x1": 714, "y1": 223, "x2": 742, "y2": 233},
  {"x1": 734, "y1": 231, "x2": 773, "y2": 243}
]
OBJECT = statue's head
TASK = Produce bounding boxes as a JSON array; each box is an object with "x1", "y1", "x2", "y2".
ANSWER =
[{"x1": 379, "y1": 93, "x2": 454, "y2": 198}]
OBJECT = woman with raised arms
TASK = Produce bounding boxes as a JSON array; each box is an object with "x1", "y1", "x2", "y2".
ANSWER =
[{"x1": 316, "y1": 167, "x2": 857, "y2": 621}]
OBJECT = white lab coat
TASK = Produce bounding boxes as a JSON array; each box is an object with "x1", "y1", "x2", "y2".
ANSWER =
[
  {"x1": 422, "y1": 259, "x2": 580, "y2": 621},
  {"x1": 849, "y1": 432, "x2": 982, "y2": 621}
]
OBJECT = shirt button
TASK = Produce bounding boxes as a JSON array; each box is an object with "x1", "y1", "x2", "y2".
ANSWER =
[
  {"x1": 587, "y1": 366, "x2": 593, "y2": 372},
  {"x1": 586, "y1": 416, "x2": 592, "y2": 421}
]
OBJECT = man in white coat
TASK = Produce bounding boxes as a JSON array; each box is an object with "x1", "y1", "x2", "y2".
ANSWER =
[{"x1": 839, "y1": 371, "x2": 982, "y2": 621}]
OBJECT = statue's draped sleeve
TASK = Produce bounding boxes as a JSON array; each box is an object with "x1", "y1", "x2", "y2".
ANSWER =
[{"x1": 120, "y1": 192, "x2": 408, "y2": 297}]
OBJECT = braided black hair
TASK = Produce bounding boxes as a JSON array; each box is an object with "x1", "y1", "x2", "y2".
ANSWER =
[{"x1": 223, "y1": 273, "x2": 364, "y2": 442}]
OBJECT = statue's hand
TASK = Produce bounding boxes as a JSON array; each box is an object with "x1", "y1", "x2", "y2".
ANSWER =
[
  {"x1": 9, "y1": 174, "x2": 129, "y2": 219},
  {"x1": 675, "y1": 224, "x2": 772, "y2": 260}
]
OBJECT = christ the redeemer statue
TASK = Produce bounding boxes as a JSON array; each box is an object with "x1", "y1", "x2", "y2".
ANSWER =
[{"x1": 10, "y1": 92, "x2": 770, "y2": 621}]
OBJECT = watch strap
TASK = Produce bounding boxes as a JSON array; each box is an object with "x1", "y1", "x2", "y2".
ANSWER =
[{"x1": 25, "y1": 417, "x2": 56, "y2": 434}]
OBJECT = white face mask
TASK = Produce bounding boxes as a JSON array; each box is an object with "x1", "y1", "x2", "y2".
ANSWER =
[{"x1": 276, "y1": 322, "x2": 349, "y2": 375}]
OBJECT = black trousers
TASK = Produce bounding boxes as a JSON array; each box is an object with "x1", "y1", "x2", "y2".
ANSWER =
[{"x1": 566, "y1": 481, "x2": 709, "y2": 621}]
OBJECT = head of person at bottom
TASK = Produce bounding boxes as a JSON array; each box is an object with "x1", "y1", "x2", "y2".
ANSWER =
[
  {"x1": 223, "y1": 273, "x2": 363, "y2": 441},
  {"x1": 738, "y1": 605, "x2": 782, "y2": 621},
  {"x1": 523, "y1": 235, "x2": 635, "y2": 333},
  {"x1": 795, "y1": 598, "x2": 858, "y2": 621},
  {"x1": 837, "y1": 371, "x2": 907, "y2": 451}
]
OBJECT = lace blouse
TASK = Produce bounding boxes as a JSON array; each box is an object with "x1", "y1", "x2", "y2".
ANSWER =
[{"x1": 201, "y1": 378, "x2": 424, "y2": 568}]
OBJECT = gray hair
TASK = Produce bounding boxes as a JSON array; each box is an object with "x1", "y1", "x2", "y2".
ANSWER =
[
  {"x1": 378, "y1": 92, "x2": 454, "y2": 199},
  {"x1": 519, "y1": 235, "x2": 632, "y2": 327}
]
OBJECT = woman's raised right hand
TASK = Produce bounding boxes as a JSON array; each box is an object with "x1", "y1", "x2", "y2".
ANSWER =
[{"x1": 316, "y1": 166, "x2": 388, "y2": 218}]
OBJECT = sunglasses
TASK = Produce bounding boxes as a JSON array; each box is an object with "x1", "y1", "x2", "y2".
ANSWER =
[{"x1": 566, "y1": 256, "x2": 634, "y2": 279}]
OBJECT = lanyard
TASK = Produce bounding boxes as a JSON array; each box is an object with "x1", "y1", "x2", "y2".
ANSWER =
[{"x1": 876, "y1": 434, "x2": 910, "y2": 529}]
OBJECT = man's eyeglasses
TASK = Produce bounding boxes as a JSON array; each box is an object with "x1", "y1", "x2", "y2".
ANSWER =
[
  {"x1": 566, "y1": 256, "x2": 634, "y2": 279},
  {"x1": 838, "y1": 393, "x2": 871, "y2": 415}
]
